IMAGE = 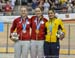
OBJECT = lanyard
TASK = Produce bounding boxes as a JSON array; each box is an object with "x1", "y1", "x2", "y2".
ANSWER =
[
  {"x1": 20, "y1": 18, "x2": 28, "y2": 31},
  {"x1": 49, "y1": 22, "x2": 54, "y2": 32},
  {"x1": 34, "y1": 17, "x2": 42, "y2": 30}
]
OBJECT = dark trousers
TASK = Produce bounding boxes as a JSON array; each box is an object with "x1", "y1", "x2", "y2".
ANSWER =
[{"x1": 44, "y1": 41, "x2": 60, "y2": 58}]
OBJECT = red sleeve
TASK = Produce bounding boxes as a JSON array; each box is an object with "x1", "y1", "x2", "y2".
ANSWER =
[
  {"x1": 44, "y1": 18, "x2": 48, "y2": 23},
  {"x1": 30, "y1": 16, "x2": 35, "y2": 28},
  {"x1": 29, "y1": 18, "x2": 32, "y2": 25},
  {"x1": 10, "y1": 19, "x2": 17, "y2": 33}
]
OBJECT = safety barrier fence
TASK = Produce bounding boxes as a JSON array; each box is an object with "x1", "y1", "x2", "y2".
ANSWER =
[{"x1": 0, "y1": 22, "x2": 75, "y2": 55}]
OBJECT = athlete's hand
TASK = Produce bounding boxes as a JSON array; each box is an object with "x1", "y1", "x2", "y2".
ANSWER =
[
  {"x1": 10, "y1": 33, "x2": 19, "y2": 42},
  {"x1": 59, "y1": 34, "x2": 65, "y2": 40}
]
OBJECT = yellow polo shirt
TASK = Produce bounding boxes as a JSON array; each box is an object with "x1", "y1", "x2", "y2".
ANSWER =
[{"x1": 45, "y1": 18, "x2": 65, "y2": 42}]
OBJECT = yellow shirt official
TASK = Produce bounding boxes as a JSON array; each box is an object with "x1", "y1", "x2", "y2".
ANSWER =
[{"x1": 45, "y1": 18, "x2": 65, "y2": 42}]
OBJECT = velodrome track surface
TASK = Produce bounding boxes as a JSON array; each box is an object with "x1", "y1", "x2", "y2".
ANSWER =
[
  {"x1": 0, "y1": 20, "x2": 75, "y2": 58},
  {"x1": 0, "y1": 53, "x2": 75, "y2": 58}
]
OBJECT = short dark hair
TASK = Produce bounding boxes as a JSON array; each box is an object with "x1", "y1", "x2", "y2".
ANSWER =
[
  {"x1": 48, "y1": 9, "x2": 57, "y2": 18},
  {"x1": 48, "y1": 8, "x2": 55, "y2": 13}
]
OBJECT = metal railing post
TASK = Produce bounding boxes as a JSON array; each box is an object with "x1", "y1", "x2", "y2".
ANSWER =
[
  {"x1": 6, "y1": 22, "x2": 9, "y2": 53},
  {"x1": 68, "y1": 24, "x2": 70, "y2": 55}
]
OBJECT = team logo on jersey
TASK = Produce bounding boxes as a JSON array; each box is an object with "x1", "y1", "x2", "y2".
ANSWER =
[
  {"x1": 41, "y1": 21, "x2": 44, "y2": 24},
  {"x1": 27, "y1": 21, "x2": 30, "y2": 24}
]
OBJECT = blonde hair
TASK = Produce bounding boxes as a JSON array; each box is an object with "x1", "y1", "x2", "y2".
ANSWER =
[{"x1": 20, "y1": 6, "x2": 28, "y2": 10}]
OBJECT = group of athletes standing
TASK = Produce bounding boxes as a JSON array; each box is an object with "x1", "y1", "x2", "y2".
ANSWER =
[{"x1": 10, "y1": 6, "x2": 65, "y2": 58}]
